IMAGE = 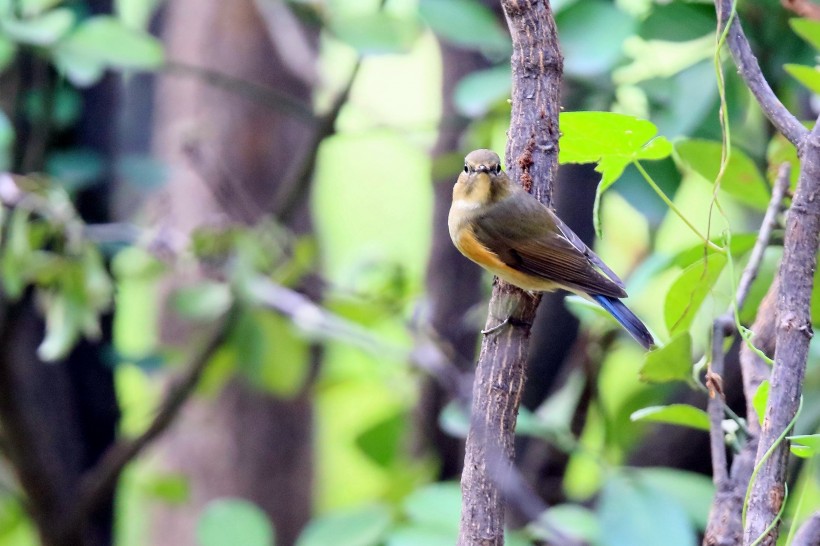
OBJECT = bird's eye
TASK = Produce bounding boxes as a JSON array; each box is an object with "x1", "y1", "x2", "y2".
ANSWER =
[
  {"x1": 463, "y1": 164, "x2": 469, "y2": 173},
  {"x1": 495, "y1": 164, "x2": 502, "y2": 174}
]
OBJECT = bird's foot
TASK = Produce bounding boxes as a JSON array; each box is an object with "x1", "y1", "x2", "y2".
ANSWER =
[{"x1": 481, "y1": 318, "x2": 510, "y2": 336}]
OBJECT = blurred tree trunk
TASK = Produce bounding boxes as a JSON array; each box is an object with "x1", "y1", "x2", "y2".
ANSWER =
[{"x1": 147, "y1": 1, "x2": 317, "y2": 544}]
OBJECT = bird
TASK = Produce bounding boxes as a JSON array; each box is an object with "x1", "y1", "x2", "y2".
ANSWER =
[{"x1": 448, "y1": 149, "x2": 655, "y2": 350}]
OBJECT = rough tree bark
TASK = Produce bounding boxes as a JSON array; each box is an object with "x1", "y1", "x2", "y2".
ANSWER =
[{"x1": 457, "y1": 1, "x2": 563, "y2": 544}]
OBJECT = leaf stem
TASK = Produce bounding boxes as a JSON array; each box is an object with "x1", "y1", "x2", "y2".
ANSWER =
[{"x1": 632, "y1": 160, "x2": 725, "y2": 253}]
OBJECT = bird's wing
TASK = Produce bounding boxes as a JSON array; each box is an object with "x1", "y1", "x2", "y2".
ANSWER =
[{"x1": 473, "y1": 196, "x2": 627, "y2": 298}]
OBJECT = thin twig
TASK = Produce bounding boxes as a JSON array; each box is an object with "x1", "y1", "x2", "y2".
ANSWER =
[
  {"x1": 273, "y1": 59, "x2": 362, "y2": 222},
  {"x1": 735, "y1": 163, "x2": 791, "y2": 313},
  {"x1": 704, "y1": 164, "x2": 790, "y2": 541},
  {"x1": 164, "y1": 61, "x2": 316, "y2": 123},
  {"x1": 715, "y1": 0, "x2": 808, "y2": 147},
  {"x1": 64, "y1": 317, "x2": 231, "y2": 535}
]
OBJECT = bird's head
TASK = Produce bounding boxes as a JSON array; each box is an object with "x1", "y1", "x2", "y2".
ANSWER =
[{"x1": 455, "y1": 149, "x2": 511, "y2": 205}]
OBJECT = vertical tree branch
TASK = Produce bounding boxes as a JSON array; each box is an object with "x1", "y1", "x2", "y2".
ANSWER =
[
  {"x1": 457, "y1": 2, "x2": 562, "y2": 545},
  {"x1": 744, "y1": 116, "x2": 820, "y2": 545}
]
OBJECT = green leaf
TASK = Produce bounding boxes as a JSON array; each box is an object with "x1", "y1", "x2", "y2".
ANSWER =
[
  {"x1": 385, "y1": 527, "x2": 453, "y2": 546},
  {"x1": 559, "y1": 112, "x2": 672, "y2": 189},
  {"x1": 630, "y1": 404, "x2": 709, "y2": 431},
  {"x1": 296, "y1": 504, "x2": 392, "y2": 546},
  {"x1": 355, "y1": 411, "x2": 405, "y2": 468},
  {"x1": 766, "y1": 133, "x2": 801, "y2": 190},
  {"x1": 639, "y1": 331, "x2": 692, "y2": 383},
  {"x1": 664, "y1": 254, "x2": 727, "y2": 336},
  {"x1": 19, "y1": 0, "x2": 63, "y2": 17},
  {"x1": 790, "y1": 18, "x2": 820, "y2": 50},
  {"x1": 142, "y1": 473, "x2": 189, "y2": 504},
  {"x1": 1, "y1": 8, "x2": 74, "y2": 46},
  {"x1": 45, "y1": 148, "x2": 105, "y2": 191},
  {"x1": 116, "y1": 0, "x2": 164, "y2": 30},
  {"x1": 529, "y1": 504, "x2": 600, "y2": 543},
  {"x1": 788, "y1": 435, "x2": 820, "y2": 458},
  {"x1": 52, "y1": 15, "x2": 163, "y2": 86},
  {"x1": 197, "y1": 498, "x2": 275, "y2": 546},
  {"x1": 752, "y1": 380, "x2": 770, "y2": 426},
  {"x1": 0, "y1": 35, "x2": 17, "y2": 72},
  {"x1": 418, "y1": 0, "x2": 509, "y2": 54},
  {"x1": 402, "y1": 482, "x2": 461, "y2": 532},
  {"x1": 674, "y1": 139, "x2": 770, "y2": 210},
  {"x1": 597, "y1": 472, "x2": 697, "y2": 546},
  {"x1": 613, "y1": 33, "x2": 714, "y2": 85},
  {"x1": 0, "y1": 110, "x2": 14, "y2": 171},
  {"x1": 636, "y1": 468, "x2": 714, "y2": 530},
  {"x1": 23, "y1": 86, "x2": 83, "y2": 130},
  {"x1": 557, "y1": 0, "x2": 636, "y2": 77},
  {"x1": 172, "y1": 282, "x2": 232, "y2": 321},
  {"x1": 671, "y1": 234, "x2": 756, "y2": 269},
  {"x1": 453, "y1": 65, "x2": 510, "y2": 118},
  {"x1": 438, "y1": 401, "x2": 469, "y2": 438},
  {"x1": 784, "y1": 64, "x2": 820, "y2": 95},
  {"x1": 38, "y1": 291, "x2": 81, "y2": 361},
  {"x1": 328, "y1": 13, "x2": 421, "y2": 55}
]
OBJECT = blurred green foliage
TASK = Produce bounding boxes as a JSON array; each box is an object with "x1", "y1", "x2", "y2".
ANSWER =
[{"x1": 0, "y1": 0, "x2": 818, "y2": 545}]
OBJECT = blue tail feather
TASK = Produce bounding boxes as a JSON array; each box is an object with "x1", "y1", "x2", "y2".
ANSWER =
[{"x1": 592, "y1": 294, "x2": 655, "y2": 350}]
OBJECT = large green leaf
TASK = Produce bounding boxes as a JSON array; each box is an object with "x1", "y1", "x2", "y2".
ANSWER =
[
  {"x1": 1, "y1": 8, "x2": 74, "y2": 45},
  {"x1": 639, "y1": 331, "x2": 692, "y2": 383},
  {"x1": 664, "y1": 254, "x2": 727, "y2": 335},
  {"x1": 559, "y1": 112, "x2": 672, "y2": 190},
  {"x1": 354, "y1": 411, "x2": 405, "y2": 468},
  {"x1": 636, "y1": 468, "x2": 714, "y2": 530},
  {"x1": 785, "y1": 64, "x2": 820, "y2": 95},
  {"x1": 788, "y1": 434, "x2": 820, "y2": 459},
  {"x1": 630, "y1": 404, "x2": 709, "y2": 431},
  {"x1": 597, "y1": 472, "x2": 697, "y2": 546},
  {"x1": 328, "y1": 13, "x2": 421, "y2": 55},
  {"x1": 52, "y1": 16, "x2": 163, "y2": 86},
  {"x1": 418, "y1": 0, "x2": 509, "y2": 55},
  {"x1": 197, "y1": 498, "x2": 275, "y2": 546},
  {"x1": 296, "y1": 504, "x2": 392, "y2": 546},
  {"x1": 674, "y1": 139, "x2": 770, "y2": 210},
  {"x1": 557, "y1": 0, "x2": 636, "y2": 78},
  {"x1": 790, "y1": 18, "x2": 820, "y2": 50},
  {"x1": 402, "y1": 482, "x2": 461, "y2": 532},
  {"x1": 453, "y1": 65, "x2": 510, "y2": 118}
]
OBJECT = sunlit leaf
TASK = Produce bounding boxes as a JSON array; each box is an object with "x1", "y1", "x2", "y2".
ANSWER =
[
  {"x1": 674, "y1": 139, "x2": 770, "y2": 210},
  {"x1": 402, "y1": 482, "x2": 461, "y2": 532},
  {"x1": 172, "y1": 282, "x2": 232, "y2": 321},
  {"x1": 560, "y1": 112, "x2": 672, "y2": 190},
  {"x1": 636, "y1": 468, "x2": 714, "y2": 530},
  {"x1": 790, "y1": 18, "x2": 820, "y2": 51},
  {"x1": 671, "y1": 234, "x2": 756, "y2": 269},
  {"x1": 453, "y1": 65, "x2": 510, "y2": 118},
  {"x1": 296, "y1": 504, "x2": 391, "y2": 546},
  {"x1": 529, "y1": 504, "x2": 600, "y2": 543},
  {"x1": 639, "y1": 331, "x2": 692, "y2": 383},
  {"x1": 614, "y1": 33, "x2": 714, "y2": 85},
  {"x1": 784, "y1": 64, "x2": 820, "y2": 95},
  {"x1": 142, "y1": 473, "x2": 189, "y2": 505},
  {"x1": 752, "y1": 380, "x2": 770, "y2": 426},
  {"x1": 19, "y1": 0, "x2": 63, "y2": 17},
  {"x1": 0, "y1": 8, "x2": 74, "y2": 45},
  {"x1": 788, "y1": 435, "x2": 820, "y2": 458},
  {"x1": 597, "y1": 472, "x2": 697, "y2": 546},
  {"x1": 328, "y1": 13, "x2": 421, "y2": 55},
  {"x1": 197, "y1": 498, "x2": 275, "y2": 546},
  {"x1": 630, "y1": 404, "x2": 709, "y2": 431},
  {"x1": 355, "y1": 411, "x2": 405, "y2": 468},
  {"x1": 557, "y1": 0, "x2": 636, "y2": 78},
  {"x1": 664, "y1": 254, "x2": 726, "y2": 335},
  {"x1": 419, "y1": 0, "x2": 509, "y2": 54}
]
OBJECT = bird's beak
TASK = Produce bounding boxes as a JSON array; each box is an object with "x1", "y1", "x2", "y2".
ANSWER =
[{"x1": 475, "y1": 164, "x2": 490, "y2": 173}]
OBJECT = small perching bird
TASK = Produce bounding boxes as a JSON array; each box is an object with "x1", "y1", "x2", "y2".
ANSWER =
[{"x1": 448, "y1": 149, "x2": 655, "y2": 350}]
